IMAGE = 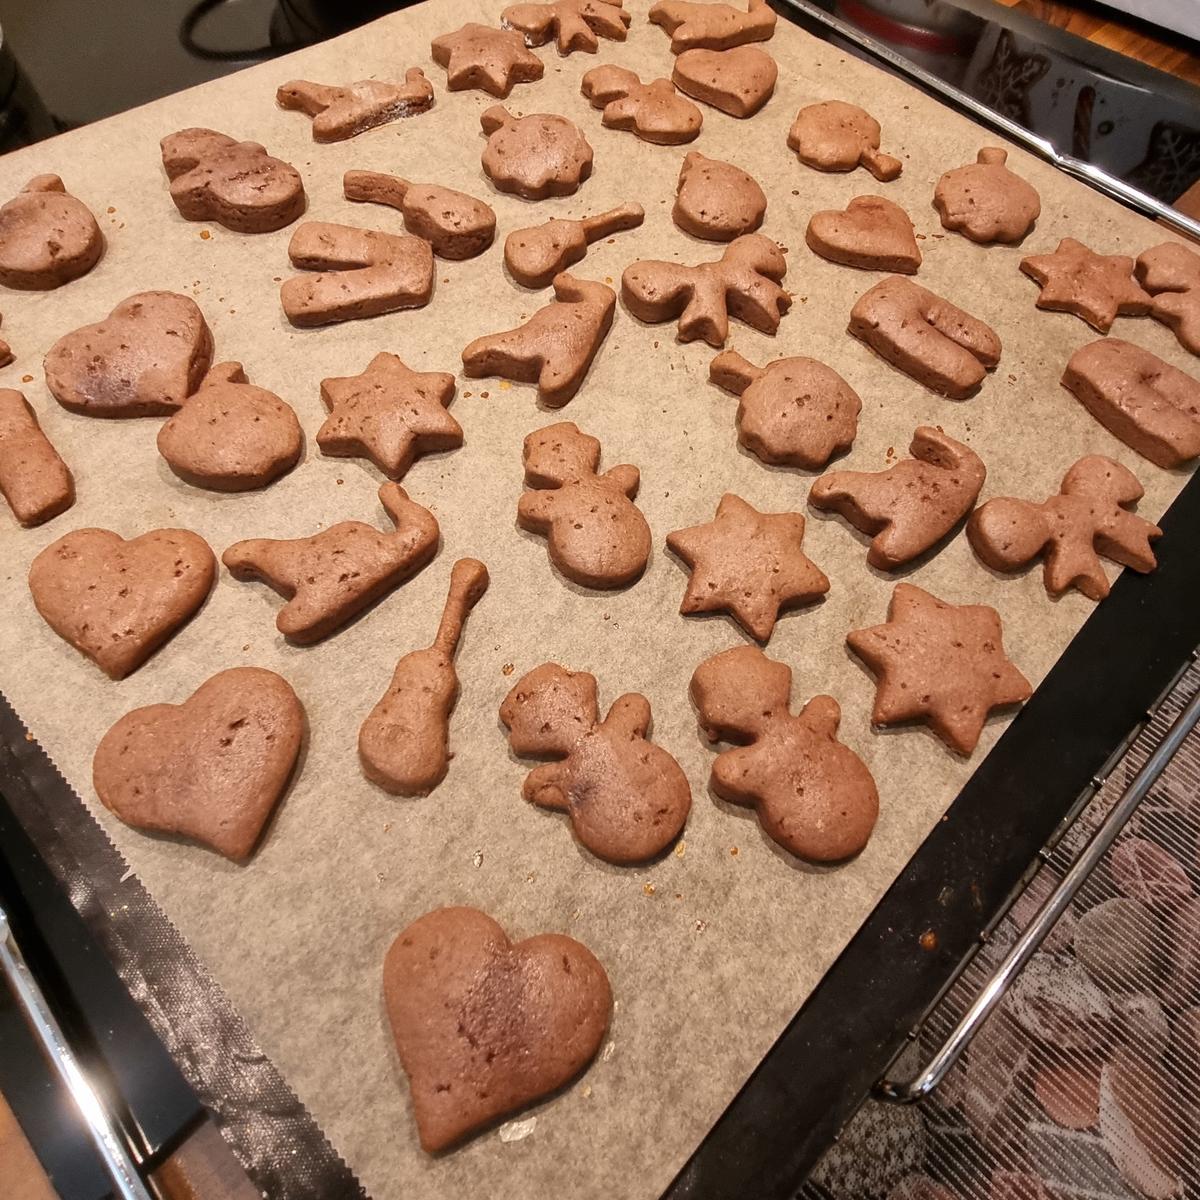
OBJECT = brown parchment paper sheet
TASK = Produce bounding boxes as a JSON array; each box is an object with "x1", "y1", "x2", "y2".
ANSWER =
[{"x1": 0, "y1": 3, "x2": 1195, "y2": 1197}]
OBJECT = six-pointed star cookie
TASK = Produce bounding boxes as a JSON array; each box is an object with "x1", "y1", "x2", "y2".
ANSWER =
[
  {"x1": 846, "y1": 582, "x2": 1031, "y2": 755},
  {"x1": 430, "y1": 22, "x2": 545, "y2": 98},
  {"x1": 666, "y1": 492, "x2": 829, "y2": 641},
  {"x1": 1019, "y1": 237, "x2": 1151, "y2": 333},
  {"x1": 317, "y1": 352, "x2": 462, "y2": 479}
]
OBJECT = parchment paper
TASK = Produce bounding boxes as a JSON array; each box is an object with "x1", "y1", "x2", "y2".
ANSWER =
[{"x1": 0, "y1": 4, "x2": 1195, "y2": 1197}]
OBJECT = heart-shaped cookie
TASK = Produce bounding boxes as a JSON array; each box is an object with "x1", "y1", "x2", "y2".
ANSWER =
[
  {"x1": 384, "y1": 906, "x2": 612, "y2": 1152},
  {"x1": 29, "y1": 527, "x2": 215, "y2": 678},
  {"x1": 93, "y1": 667, "x2": 304, "y2": 860},
  {"x1": 805, "y1": 195, "x2": 920, "y2": 273},
  {"x1": 671, "y1": 45, "x2": 777, "y2": 118},
  {"x1": 44, "y1": 291, "x2": 214, "y2": 417}
]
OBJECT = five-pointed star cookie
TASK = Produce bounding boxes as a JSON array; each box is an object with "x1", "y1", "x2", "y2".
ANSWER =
[
  {"x1": 317, "y1": 352, "x2": 462, "y2": 479},
  {"x1": 430, "y1": 23, "x2": 545, "y2": 98},
  {"x1": 846, "y1": 582, "x2": 1031, "y2": 755},
  {"x1": 1020, "y1": 237, "x2": 1151, "y2": 333},
  {"x1": 666, "y1": 492, "x2": 829, "y2": 641}
]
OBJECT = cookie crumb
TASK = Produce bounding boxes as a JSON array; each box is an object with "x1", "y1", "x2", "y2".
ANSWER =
[
  {"x1": 674, "y1": 839, "x2": 686, "y2": 857},
  {"x1": 730, "y1": 845, "x2": 739, "y2": 856},
  {"x1": 675, "y1": 892, "x2": 683, "y2": 900},
  {"x1": 472, "y1": 849, "x2": 484, "y2": 868},
  {"x1": 502, "y1": 662, "x2": 514, "y2": 676},
  {"x1": 498, "y1": 1116, "x2": 537, "y2": 1143},
  {"x1": 384, "y1": 822, "x2": 392, "y2": 833},
  {"x1": 20, "y1": 374, "x2": 32, "y2": 383},
  {"x1": 643, "y1": 882, "x2": 656, "y2": 896},
  {"x1": 526, "y1": 870, "x2": 537, "y2": 883},
  {"x1": 199, "y1": 230, "x2": 211, "y2": 240},
  {"x1": 582, "y1": 1084, "x2": 593, "y2": 1098},
  {"x1": 480, "y1": 390, "x2": 490, "y2": 399},
  {"x1": 695, "y1": 918, "x2": 708, "y2": 932},
  {"x1": 241, "y1": 643, "x2": 250, "y2": 651},
  {"x1": 919, "y1": 929, "x2": 938, "y2": 951},
  {"x1": 601, "y1": 1041, "x2": 616, "y2": 1062},
  {"x1": 107, "y1": 206, "x2": 116, "y2": 214}
]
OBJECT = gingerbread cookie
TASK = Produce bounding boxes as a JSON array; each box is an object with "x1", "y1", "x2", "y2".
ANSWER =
[
  {"x1": 622, "y1": 232, "x2": 789, "y2": 346},
  {"x1": 29, "y1": 528, "x2": 215, "y2": 679},
  {"x1": 671, "y1": 45, "x2": 776, "y2": 118},
  {"x1": 810, "y1": 427, "x2": 986, "y2": 568},
  {"x1": 384, "y1": 906, "x2": 611, "y2": 1152},
  {"x1": 500, "y1": 663, "x2": 691, "y2": 862},
  {"x1": 692, "y1": 644, "x2": 879, "y2": 861},
  {"x1": 276, "y1": 71, "x2": 433, "y2": 142},
  {"x1": 281, "y1": 222, "x2": 434, "y2": 327},
  {"x1": 649, "y1": 0, "x2": 776, "y2": 52},
  {"x1": 0, "y1": 390, "x2": 74, "y2": 526},
  {"x1": 318, "y1": 353, "x2": 461, "y2": 480},
  {"x1": 849, "y1": 275, "x2": 1001, "y2": 399},
  {"x1": 1062, "y1": 339, "x2": 1200, "y2": 469},
  {"x1": 1136, "y1": 242, "x2": 1200, "y2": 355},
  {"x1": 518, "y1": 421, "x2": 650, "y2": 587},
  {"x1": 709, "y1": 349, "x2": 859, "y2": 468},
  {"x1": 806, "y1": 195, "x2": 920, "y2": 274},
  {"x1": 666, "y1": 493, "x2": 829, "y2": 641},
  {"x1": 461, "y1": 272, "x2": 614, "y2": 406},
  {"x1": 672, "y1": 152, "x2": 766, "y2": 241},
  {"x1": 847, "y1": 583, "x2": 1031, "y2": 755},
  {"x1": 93, "y1": 668, "x2": 303, "y2": 861},
  {"x1": 934, "y1": 148, "x2": 1040, "y2": 245},
  {"x1": 480, "y1": 106, "x2": 593, "y2": 200},
  {"x1": 222, "y1": 482, "x2": 439, "y2": 644},
  {"x1": 344, "y1": 170, "x2": 495, "y2": 260},
  {"x1": 968, "y1": 455, "x2": 1160, "y2": 600},
  {"x1": 359, "y1": 558, "x2": 488, "y2": 795},
  {"x1": 1020, "y1": 238, "x2": 1150, "y2": 332},
  {"x1": 45, "y1": 291, "x2": 214, "y2": 418},
  {"x1": 156, "y1": 362, "x2": 302, "y2": 492},
  {"x1": 430, "y1": 23, "x2": 544, "y2": 97},
  {"x1": 160, "y1": 128, "x2": 305, "y2": 234},
  {"x1": 501, "y1": 0, "x2": 630, "y2": 54},
  {"x1": 580, "y1": 65, "x2": 702, "y2": 145},
  {"x1": 0, "y1": 175, "x2": 103, "y2": 290},
  {"x1": 787, "y1": 101, "x2": 902, "y2": 182},
  {"x1": 505, "y1": 203, "x2": 644, "y2": 288}
]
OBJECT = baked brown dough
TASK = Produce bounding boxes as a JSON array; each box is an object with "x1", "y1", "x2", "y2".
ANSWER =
[
  {"x1": 0, "y1": 175, "x2": 103, "y2": 290},
  {"x1": 276, "y1": 71, "x2": 433, "y2": 141},
  {"x1": 0, "y1": 389, "x2": 74, "y2": 526}
]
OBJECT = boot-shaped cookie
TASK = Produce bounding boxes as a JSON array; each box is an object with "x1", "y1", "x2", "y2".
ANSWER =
[
  {"x1": 276, "y1": 70, "x2": 433, "y2": 141},
  {"x1": 505, "y1": 203, "x2": 643, "y2": 288}
]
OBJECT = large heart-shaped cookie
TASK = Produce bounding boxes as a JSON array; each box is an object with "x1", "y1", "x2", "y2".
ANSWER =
[
  {"x1": 93, "y1": 667, "x2": 304, "y2": 860},
  {"x1": 29, "y1": 527, "x2": 215, "y2": 678},
  {"x1": 805, "y1": 195, "x2": 920, "y2": 273},
  {"x1": 384, "y1": 906, "x2": 611, "y2": 1151}
]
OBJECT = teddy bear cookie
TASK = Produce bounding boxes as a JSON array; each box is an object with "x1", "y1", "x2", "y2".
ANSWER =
[
  {"x1": 649, "y1": 0, "x2": 776, "y2": 52},
  {"x1": 430, "y1": 23, "x2": 544, "y2": 97},
  {"x1": 671, "y1": 45, "x2": 776, "y2": 118},
  {"x1": 788, "y1": 101, "x2": 902, "y2": 182},
  {"x1": 968, "y1": 455, "x2": 1160, "y2": 600},
  {"x1": 0, "y1": 390, "x2": 74, "y2": 527},
  {"x1": 502, "y1": 0, "x2": 631, "y2": 54},
  {"x1": 480, "y1": 106, "x2": 594, "y2": 200},
  {"x1": 276, "y1": 70, "x2": 433, "y2": 141},
  {"x1": 1136, "y1": 242, "x2": 1200, "y2": 355},
  {"x1": 0, "y1": 175, "x2": 103, "y2": 290},
  {"x1": 500, "y1": 663, "x2": 691, "y2": 862},
  {"x1": 505, "y1": 203, "x2": 644, "y2": 288},
  {"x1": 93, "y1": 668, "x2": 304, "y2": 861},
  {"x1": 359, "y1": 558, "x2": 488, "y2": 795},
  {"x1": 806, "y1": 195, "x2": 921, "y2": 274},
  {"x1": 1020, "y1": 238, "x2": 1150, "y2": 332},
  {"x1": 622, "y1": 233, "x2": 789, "y2": 346},
  {"x1": 847, "y1": 583, "x2": 1031, "y2": 755},
  {"x1": 45, "y1": 291, "x2": 214, "y2": 417},
  {"x1": 222, "y1": 482, "x2": 439, "y2": 643},
  {"x1": 384, "y1": 906, "x2": 611, "y2": 1152},
  {"x1": 580, "y1": 65, "x2": 702, "y2": 144},
  {"x1": 810, "y1": 426, "x2": 986, "y2": 568},
  {"x1": 672, "y1": 152, "x2": 766, "y2": 241},
  {"x1": 517, "y1": 421, "x2": 650, "y2": 588},
  {"x1": 934, "y1": 148, "x2": 1040, "y2": 245},
  {"x1": 691, "y1": 644, "x2": 879, "y2": 861},
  {"x1": 160, "y1": 128, "x2": 305, "y2": 234}
]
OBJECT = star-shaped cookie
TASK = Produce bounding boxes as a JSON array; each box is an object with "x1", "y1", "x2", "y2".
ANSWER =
[
  {"x1": 317, "y1": 352, "x2": 462, "y2": 479},
  {"x1": 1020, "y1": 237, "x2": 1151, "y2": 333},
  {"x1": 666, "y1": 492, "x2": 829, "y2": 641},
  {"x1": 430, "y1": 23, "x2": 545, "y2": 98},
  {"x1": 846, "y1": 583, "x2": 1031, "y2": 755}
]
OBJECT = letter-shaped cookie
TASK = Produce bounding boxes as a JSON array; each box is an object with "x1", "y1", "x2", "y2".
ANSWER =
[
  {"x1": 806, "y1": 195, "x2": 920, "y2": 274},
  {"x1": 160, "y1": 128, "x2": 305, "y2": 234},
  {"x1": 501, "y1": 0, "x2": 631, "y2": 54},
  {"x1": 359, "y1": 558, "x2": 488, "y2": 795},
  {"x1": 430, "y1": 23, "x2": 545, "y2": 97},
  {"x1": 517, "y1": 421, "x2": 650, "y2": 587},
  {"x1": 934, "y1": 148, "x2": 1040, "y2": 245},
  {"x1": 648, "y1": 0, "x2": 776, "y2": 52},
  {"x1": 505, "y1": 203, "x2": 644, "y2": 288},
  {"x1": 480, "y1": 106, "x2": 594, "y2": 200},
  {"x1": 1062, "y1": 338, "x2": 1200, "y2": 469},
  {"x1": 709, "y1": 349, "x2": 859, "y2": 468},
  {"x1": 276, "y1": 70, "x2": 434, "y2": 142},
  {"x1": 222, "y1": 482, "x2": 439, "y2": 644},
  {"x1": 343, "y1": 170, "x2": 495, "y2": 260},
  {"x1": 0, "y1": 175, "x2": 103, "y2": 290},
  {"x1": 580, "y1": 65, "x2": 702, "y2": 145},
  {"x1": 810, "y1": 427, "x2": 986, "y2": 568},
  {"x1": 1136, "y1": 242, "x2": 1200, "y2": 355},
  {"x1": 968, "y1": 455, "x2": 1160, "y2": 600},
  {"x1": 787, "y1": 101, "x2": 902, "y2": 182},
  {"x1": 93, "y1": 668, "x2": 304, "y2": 861},
  {"x1": 281, "y1": 221, "x2": 434, "y2": 327},
  {"x1": 0, "y1": 389, "x2": 74, "y2": 526},
  {"x1": 622, "y1": 232, "x2": 789, "y2": 346},
  {"x1": 384, "y1": 907, "x2": 611, "y2": 1152},
  {"x1": 500, "y1": 663, "x2": 691, "y2": 862},
  {"x1": 1020, "y1": 238, "x2": 1150, "y2": 332},
  {"x1": 848, "y1": 275, "x2": 1001, "y2": 399},
  {"x1": 671, "y1": 45, "x2": 777, "y2": 118},
  {"x1": 672, "y1": 152, "x2": 766, "y2": 241},
  {"x1": 461, "y1": 272, "x2": 615, "y2": 406},
  {"x1": 691, "y1": 644, "x2": 878, "y2": 861}
]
